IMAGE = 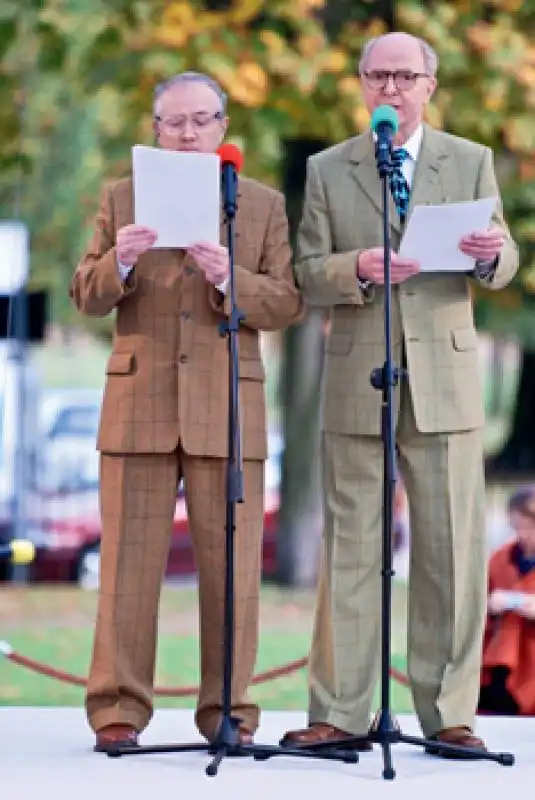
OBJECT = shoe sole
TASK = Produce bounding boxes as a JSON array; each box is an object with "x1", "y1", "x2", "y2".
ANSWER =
[
  {"x1": 94, "y1": 740, "x2": 140, "y2": 754},
  {"x1": 279, "y1": 736, "x2": 372, "y2": 752},
  {"x1": 425, "y1": 744, "x2": 487, "y2": 760}
]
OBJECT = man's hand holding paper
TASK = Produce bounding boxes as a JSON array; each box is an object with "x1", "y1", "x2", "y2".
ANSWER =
[
  {"x1": 459, "y1": 226, "x2": 505, "y2": 263},
  {"x1": 188, "y1": 241, "x2": 229, "y2": 286},
  {"x1": 117, "y1": 224, "x2": 158, "y2": 266},
  {"x1": 357, "y1": 246, "x2": 420, "y2": 285}
]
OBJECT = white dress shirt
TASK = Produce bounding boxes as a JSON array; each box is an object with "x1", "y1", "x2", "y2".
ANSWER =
[{"x1": 395, "y1": 124, "x2": 423, "y2": 188}]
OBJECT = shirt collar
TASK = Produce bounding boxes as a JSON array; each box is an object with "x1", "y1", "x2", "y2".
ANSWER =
[{"x1": 396, "y1": 124, "x2": 423, "y2": 161}]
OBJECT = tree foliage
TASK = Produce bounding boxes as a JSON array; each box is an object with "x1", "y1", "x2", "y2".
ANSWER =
[
  {"x1": 397, "y1": 0, "x2": 535, "y2": 343},
  {"x1": 76, "y1": 0, "x2": 389, "y2": 184},
  {"x1": 1, "y1": 0, "x2": 535, "y2": 341}
]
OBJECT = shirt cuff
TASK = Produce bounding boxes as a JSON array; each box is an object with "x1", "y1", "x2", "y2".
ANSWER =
[
  {"x1": 356, "y1": 275, "x2": 374, "y2": 295},
  {"x1": 117, "y1": 258, "x2": 134, "y2": 282},
  {"x1": 216, "y1": 276, "x2": 229, "y2": 294},
  {"x1": 473, "y1": 256, "x2": 499, "y2": 280}
]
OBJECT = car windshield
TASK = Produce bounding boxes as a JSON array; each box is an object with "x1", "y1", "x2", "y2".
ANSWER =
[{"x1": 51, "y1": 405, "x2": 100, "y2": 438}]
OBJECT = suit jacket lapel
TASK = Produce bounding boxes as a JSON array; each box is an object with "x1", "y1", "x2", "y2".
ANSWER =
[
  {"x1": 348, "y1": 133, "x2": 401, "y2": 234},
  {"x1": 347, "y1": 126, "x2": 451, "y2": 237},
  {"x1": 407, "y1": 124, "x2": 450, "y2": 217}
]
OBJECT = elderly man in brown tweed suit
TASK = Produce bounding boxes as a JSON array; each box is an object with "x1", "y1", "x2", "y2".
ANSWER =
[
  {"x1": 281, "y1": 32, "x2": 518, "y2": 757},
  {"x1": 70, "y1": 72, "x2": 302, "y2": 752}
]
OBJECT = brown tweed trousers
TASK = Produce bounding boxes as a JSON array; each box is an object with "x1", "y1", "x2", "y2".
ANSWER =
[{"x1": 69, "y1": 173, "x2": 303, "y2": 740}]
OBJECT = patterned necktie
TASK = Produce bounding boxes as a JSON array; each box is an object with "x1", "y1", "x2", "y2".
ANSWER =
[{"x1": 390, "y1": 147, "x2": 410, "y2": 222}]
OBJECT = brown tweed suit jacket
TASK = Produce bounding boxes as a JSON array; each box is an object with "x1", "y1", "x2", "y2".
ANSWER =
[
  {"x1": 70, "y1": 175, "x2": 303, "y2": 460},
  {"x1": 295, "y1": 124, "x2": 519, "y2": 436}
]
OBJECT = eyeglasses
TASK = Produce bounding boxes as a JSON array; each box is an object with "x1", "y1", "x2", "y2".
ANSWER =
[
  {"x1": 155, "y1": 111, "x2": 224, "y2": 134},
  {"x1": 363, "y1": 71, "x2": 429, "y2": 91}
]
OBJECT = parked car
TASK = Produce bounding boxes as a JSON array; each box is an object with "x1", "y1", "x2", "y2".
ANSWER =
[
  {"x1": 29, "y1": 430, "x2": 285, "y2": 586},
  {"x1": 37, "y1": 389, "x2": 102, "y2": 494},
  {"x1": 0, "y1": 341, "x2": 44, "y2": 580}
]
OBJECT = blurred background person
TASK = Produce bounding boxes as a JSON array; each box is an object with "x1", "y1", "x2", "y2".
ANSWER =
[{"x1": 479, "y1": 486, "x2": 535, "y2": 716}]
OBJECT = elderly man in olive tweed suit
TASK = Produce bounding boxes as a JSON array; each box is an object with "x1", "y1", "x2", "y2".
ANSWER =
[{"x1": 281, "y1": 32, "x2": 518, "y2": 757}]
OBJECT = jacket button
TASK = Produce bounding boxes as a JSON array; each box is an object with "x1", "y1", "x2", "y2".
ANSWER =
[
  {"x1": 179, "y1": 354, "x2": 188, "y2": 363},
  {"x1": 185, "y1": 266, "x2": 194, "y2": 275},
  {"x1": 180, "y1": 311, "x2": 191, "y2": 319}
]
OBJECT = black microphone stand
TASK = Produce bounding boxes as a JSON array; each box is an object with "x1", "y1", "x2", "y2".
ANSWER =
[
  {"x1": 282, "y1": 133, "x2": 515, "y2": 779},
  {"x1": 107, "y1": 163, "x2": 359, "y2": 776}
]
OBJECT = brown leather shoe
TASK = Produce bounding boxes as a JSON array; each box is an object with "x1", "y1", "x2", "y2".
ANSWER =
[
  {"x1": 280, "y1": 723, "x2": 372, "y2": 751},
  {"x1": 94, "y1": 724, "x2": 139, "y2": 753},
  {"x1": 425, "y1": 726, "x2": 486, "y2": 759},
  {"x1": 206, "y1": 725, "x2": 254, "y2": 747}
]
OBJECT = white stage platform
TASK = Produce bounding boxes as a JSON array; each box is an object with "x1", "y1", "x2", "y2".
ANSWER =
[{"x1": 2, "y1": 709, "x2": 533, "y2": 798}]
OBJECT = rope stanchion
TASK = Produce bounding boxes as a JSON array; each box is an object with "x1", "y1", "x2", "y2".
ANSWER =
[{"x1": 0, "y1": 639, "x2": 410, "y2": 694}]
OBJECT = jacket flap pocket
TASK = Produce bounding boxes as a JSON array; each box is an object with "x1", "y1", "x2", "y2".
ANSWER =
[
  {"x1": 239, "y1": 358, "x2": 265, "y2": 381},
  {"x1": 106, "y1": 352, "x2": 135, "y2": 375},
  {"x1": 452, "y1": 328, "x2": 477, "y2": 352},
  {"x1": 326, "y1": 332, "x2": 353, "y2": 355}
]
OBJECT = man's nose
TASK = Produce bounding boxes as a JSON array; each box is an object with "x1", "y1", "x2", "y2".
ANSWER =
[
  {"x1": 382, "y1": 76, "x2": 399, "y2": 96},
  {"x1": 180, "y1": 119, "x2": 197, "y2": 137}
]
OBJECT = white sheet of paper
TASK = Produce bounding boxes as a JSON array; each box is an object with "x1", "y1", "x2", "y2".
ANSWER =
[
  {"x1": 132, "y1": 145, "x2": 220, "y2": 248},
  {"x1": 398, "y1": 197, "x2": 497, "y2": 272}
]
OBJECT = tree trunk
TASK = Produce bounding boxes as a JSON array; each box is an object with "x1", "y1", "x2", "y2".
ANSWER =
[
  {"x1": 276, "y1": 309, "x2": 326, "y2": 586},
  {"x1": 275, "y1": 138, "x2": 328, "y2": 587},
  {"x1": 487, "y1": 348, "x2": 535, "y2": 476},
  {"x1": 320, "y1": 0, "x2": 395, "y2": 35},
  {"x1": 273, "y1": 0, "x2": 395, "y2": 586}
]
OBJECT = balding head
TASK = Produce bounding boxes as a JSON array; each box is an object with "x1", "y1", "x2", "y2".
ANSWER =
[
  {"x1": 359, "y1": 33, "x2": 438, "y2": 77},
  {"x1": 358, "y1": 31, "x2": 438, "y2": 144}
]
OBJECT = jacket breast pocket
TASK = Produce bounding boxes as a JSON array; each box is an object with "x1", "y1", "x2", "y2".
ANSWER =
[
  {"x1": 326, "y1": 332, "x2": 353, "y2": 355},
  {"x1": 451, "y1": 328, "x2": 477, "y2": 352},
  {"x1": 106, "y1": 352, "x2": 136, "y2": 375},
  {"x1": 239, "y1": 358, "x2": 265, "y2": 382}
]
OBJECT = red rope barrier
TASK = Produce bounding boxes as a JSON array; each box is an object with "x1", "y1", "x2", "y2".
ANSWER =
[{"x1": 0, "y1": 640, "x2": 410, "y2": 694}]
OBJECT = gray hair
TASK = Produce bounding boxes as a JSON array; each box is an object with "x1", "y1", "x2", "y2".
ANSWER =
[
  {"x1": 358, "y1": 35, "x2": 439, "y2": 77},
  {"x1": 153, "y1": 71, "x2": 227, "y2": 117}
]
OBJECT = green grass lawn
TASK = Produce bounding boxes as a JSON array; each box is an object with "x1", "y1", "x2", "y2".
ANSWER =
[{"x1": 0, "y1": 584, "x2": 413, "y2": 714}]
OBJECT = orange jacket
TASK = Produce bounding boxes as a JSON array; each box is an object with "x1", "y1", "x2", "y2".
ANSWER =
[{"x1": 481, "y1": 541, "x2": 535, "y2": 714}]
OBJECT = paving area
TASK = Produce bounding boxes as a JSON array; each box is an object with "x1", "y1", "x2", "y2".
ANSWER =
[{"x1": 2, "y1": 708, "x2": 533, "y2": 799}]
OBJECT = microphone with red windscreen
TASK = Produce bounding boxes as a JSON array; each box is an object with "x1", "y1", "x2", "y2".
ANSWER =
[{"x1": 217, "y1": 144, "x2": 243, "y2": 218}]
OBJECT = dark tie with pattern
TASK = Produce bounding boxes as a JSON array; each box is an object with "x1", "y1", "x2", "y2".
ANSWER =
[{"x1": 390, "y1": 147, "x2": 410, "y2": 222}]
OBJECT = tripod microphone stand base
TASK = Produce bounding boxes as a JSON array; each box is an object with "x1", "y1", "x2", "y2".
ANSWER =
[
  {"x1": 106, "y1": 717, "x2": 360, "y2": 777},
  {"x1": 296, "y1": 710, "x2": 514, "y2": 781}
]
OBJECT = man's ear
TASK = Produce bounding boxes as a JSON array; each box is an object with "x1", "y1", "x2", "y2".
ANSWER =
[{"x1": 426, "y1": 77, "x2": 437, "y2": 102}]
